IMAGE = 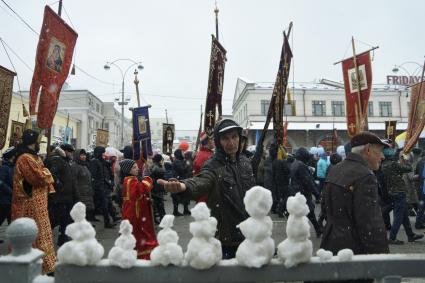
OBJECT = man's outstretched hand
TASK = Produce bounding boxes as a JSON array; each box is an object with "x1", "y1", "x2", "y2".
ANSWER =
[{"x1": 157, "y1": 178, "x2": 186, "y2": 193}]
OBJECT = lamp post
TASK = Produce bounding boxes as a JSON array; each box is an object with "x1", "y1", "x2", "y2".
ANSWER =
[
  {"x1": 392, "y1": 61, "x2": 423, "y2": 87},
  {"x1": 104, "y1": 59, "x2": 144, "y2": 148}
]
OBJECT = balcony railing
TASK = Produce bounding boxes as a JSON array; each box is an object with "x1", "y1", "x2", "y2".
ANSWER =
[{"x1": 1, "y1": 218, "x2": 425, "y2": 283}]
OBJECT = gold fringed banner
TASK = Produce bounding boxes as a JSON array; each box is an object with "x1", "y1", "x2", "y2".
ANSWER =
[
  {"x1": 0, "y1": 65, "x2": 16, "y2": 150},
  {"x1": 404, "y1": 82, "x2": 425, "y2": 153},
  {"x1": 96, "y1": 129, "x2": 109, "y2": 147}
]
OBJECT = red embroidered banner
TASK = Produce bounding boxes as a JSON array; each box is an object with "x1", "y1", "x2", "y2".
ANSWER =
[
  {"x1": 29, "y1": 5, "x2": 78, "y2": 129},
  {"x1": 341, "y1": 51, "x2": 372, "y2": 137}
]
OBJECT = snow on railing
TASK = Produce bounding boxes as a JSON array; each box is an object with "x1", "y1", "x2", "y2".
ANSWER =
[{"x1": 2, "y1": 189, "x2": 425, "y2": 283}]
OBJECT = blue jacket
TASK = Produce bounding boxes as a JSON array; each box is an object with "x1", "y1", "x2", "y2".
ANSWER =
[
  {"x1": 317, "y1": 157, "x2": 328, "y2": 179},
  {"x1": 0, "y1": 160, "x2": 14, "y2": 205}
]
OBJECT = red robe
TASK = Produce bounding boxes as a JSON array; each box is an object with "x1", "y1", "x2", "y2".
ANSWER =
[{"x1": 121, "y1": 176, "x2": 158, "y2": 259}]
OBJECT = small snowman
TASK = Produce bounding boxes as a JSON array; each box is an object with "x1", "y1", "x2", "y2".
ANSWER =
[
  {"x1": 184, "y1": 202, "x2": 222, "y2": 270},
  {"x1": 277, "y1": 192, "x2": 313, "y2": 268},
  {"x1": 108, "y1": 220, "x2": 137, "y2": 268},
  {"x1": 150, "y1": 215, "x2": 184, "y2": 266},
  {"x1": 57, "y1": 202, "x2": 104, "y2": 265},
  {"x1": 236, "y1": 186, "x2": 275, "y2": 268}
]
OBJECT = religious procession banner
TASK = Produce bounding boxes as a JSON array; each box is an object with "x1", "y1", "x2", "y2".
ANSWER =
[
  {"x1": 404, "y1": 82, "x2": 425, "y2": 153},
  {"x1": 204, "y1": 35, "x2": 226, "y2": 136},
  {"x1": 132, "y1": 106, "x2": 152, "y2": 161},
  {"x1": 341, "y1": 51, "x2": 372, "y2": 137},
  {"x1": 9, "y1": 121, "x2": 24, "y2": 148},
  {"x1": 0, "y1": 65, "x2": 16, "y2": 149},
  {"x1": 96, "y1": 129, "x2": 109, "y2": 147},
  {"x1": 272, "y1": 32, "x2": 293, "y2": 149},
  {"x1": 385, "y1": 121, "x2": 397, "y2": 144},
  {"x1": 29, "y1": 5, "x2": 78, "y2": 129},
  {"x1": 162, "y1": 123, "x2": 175, "y2": 155}
]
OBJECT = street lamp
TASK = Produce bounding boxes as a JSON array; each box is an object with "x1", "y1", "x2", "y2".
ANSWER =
[{"x1": 104, "y1": 59, "x2": 144, "y2": 148}]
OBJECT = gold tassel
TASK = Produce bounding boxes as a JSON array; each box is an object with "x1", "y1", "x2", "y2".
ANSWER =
[
  {"x1": 22, "y1": 104, "x2": 29, "y2": 117},
  {"x1": 70, "y1": 64, "x2": 76, "y2": 75}
]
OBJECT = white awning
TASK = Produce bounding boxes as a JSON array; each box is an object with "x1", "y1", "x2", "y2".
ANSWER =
[{"x1": 249, "y1": 122, "x2": 408, "y2": 131}]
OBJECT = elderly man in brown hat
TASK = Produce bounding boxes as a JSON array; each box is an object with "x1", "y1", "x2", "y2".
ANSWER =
[
  {"x1": 11, "y1": 129, "x2": 56, "y2": 275},
  {"x1": 320, "y1": 131, "x2": 390, "y2": 261}
]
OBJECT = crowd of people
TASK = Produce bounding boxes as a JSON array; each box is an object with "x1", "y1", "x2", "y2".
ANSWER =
[{"x1": 1, "y1": 120, "x2": 425, "y2": 276}]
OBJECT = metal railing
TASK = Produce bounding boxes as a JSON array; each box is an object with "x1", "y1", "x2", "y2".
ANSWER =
[{"x1": 1, "y1": 218, "x2": 425, "y2": 283}]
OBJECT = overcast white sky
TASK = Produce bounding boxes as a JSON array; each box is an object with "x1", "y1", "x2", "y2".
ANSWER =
[{"x1": 1, "y1": 0, "x2": 424, "y2": 131}]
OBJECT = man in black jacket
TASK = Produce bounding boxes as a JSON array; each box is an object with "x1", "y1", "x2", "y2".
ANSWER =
[
  {"x1": 321, "y1": 132, "x2": 390, "y2": 260},
  {"x1": 159, "y1": 119, "x2": 255, "y2": 259},
  {"x1": 45, "y1": 143, "x2": 78, "y2": 246},
  {"x1": 89, "y1": 146, "x2": 115, "y2": 228}
]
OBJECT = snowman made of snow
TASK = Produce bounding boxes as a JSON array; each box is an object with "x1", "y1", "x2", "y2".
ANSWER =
[
  {"x1": 184, "y1": 202, "x2": 222, "y2": 269},
  {"x1": 236, "y1": 186, "x2": 275, "y2": 268},
  {"x1": 150, "y1": 215, "x2": 184, "y2": 266},
  {"x1": 57, "y1": 202, "x2": 104, "y2": 265}
]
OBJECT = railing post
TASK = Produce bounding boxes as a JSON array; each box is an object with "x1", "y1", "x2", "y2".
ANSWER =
[{"x1": 0, "y1": 218, "x2": 45, "y2": 283}]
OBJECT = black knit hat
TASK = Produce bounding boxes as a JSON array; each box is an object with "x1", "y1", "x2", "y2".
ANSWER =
[
  {"x1": 152, "y1": 153, "x2": 163, "y2": 163},
  {"x1": 60, "y1": 143, "x2": 75, "y2": 152},
  {"x1": 119, "y1": 159, "x2": 136, "y2": 175},
  {"x1": 22, "y1": 129, "x2": 39, "y2": 146}
]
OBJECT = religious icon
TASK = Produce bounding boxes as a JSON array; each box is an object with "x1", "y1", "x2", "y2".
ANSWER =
[
  {"x1": 138, "y1": 116, "x2": 147, "y2": 135},
  {"x1": 348, "y1": 64, "x2": 367, "y2": 93},
  {"x1": 96, "y1": 129, "x2": 108, "y2": 147},
  {"x1": 9, "y1": 121, "x2": 24, "y2": 147},
  {"x1": 46, "y1": 37, "x2": 65, "y2": 73}
]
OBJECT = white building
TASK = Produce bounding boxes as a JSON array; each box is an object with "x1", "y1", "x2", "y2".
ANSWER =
[{"x1": 232, "y1": 77, "x2": 411, "y2": 151}]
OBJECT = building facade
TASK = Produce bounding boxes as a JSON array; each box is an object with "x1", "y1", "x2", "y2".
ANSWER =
[{"x1": 232, "y1": 78, "x2": 410, "y2": 151}]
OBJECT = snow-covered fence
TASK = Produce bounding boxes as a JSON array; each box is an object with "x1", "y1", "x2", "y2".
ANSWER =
[{"x1": 3, "y1": 196, "x2": 425, "y2": 283}]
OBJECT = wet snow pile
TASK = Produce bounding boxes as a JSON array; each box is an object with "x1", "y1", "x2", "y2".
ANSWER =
[
  {"x1": 277, "y1": 192, "x2": 313, "y2": 267},
  {"x1": 316, "y1": 249, "x2": 333, "y2": 262},
  {"x1": 236, "y1": 186, "x2": 275, "y2": 267},
  {"x1": 184, "y1": 202, "x2": 222, "y2": 269},
  {"x1": 57, "y1": 202, "x2": 104, "y2": 265},
  {"x1": 108, "y1": 220, "x2": 137, "y2": 268},
  {"x1": 151, "y1": 215, "x2": 184, "y2": 266}
]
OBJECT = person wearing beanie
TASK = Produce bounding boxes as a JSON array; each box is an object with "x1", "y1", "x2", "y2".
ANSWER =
[
  {"x1": 0, "y1": 147, "x2": 16, "y2": 236},
  {"x1": 44, "y1": 143, "x2": 77, "y2": 247},
  {"x1": 120, "y1": 159, "x2": 158, "y2": 259},
  {"x1": 89, "y1": 146, "x2": 117, "y2": 228},
  {"x1": 159, "y1": 119, "x2": 255, "y2": 259},
  {"x1": 148, "y1": 154, "x2": 166, "y2": 223},
  {"x1": 11, "y1": 129, "x2": 56, "y2": 274}
]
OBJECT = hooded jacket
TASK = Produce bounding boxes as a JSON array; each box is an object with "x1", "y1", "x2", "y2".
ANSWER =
[
  {"x1": 71, "y1": 149, "x2": 94, "y2": 210},
  {"x1": 44, "y1": 147, "x2": 77, "y2": 204},
  {"x1": 180, "y1": 119, "x2": 255, "y2": 247},
  {"x1": 290, "y1": 147, "x2": 318, "y2": 197}
]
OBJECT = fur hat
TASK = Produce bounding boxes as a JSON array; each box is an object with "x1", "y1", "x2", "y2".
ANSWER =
[
  {"x1": 22, "y1": 129, "x2": 39, "y2": 146},
  {"x1": 119, "y1": 159, "x2": 136, "y2": 175}
]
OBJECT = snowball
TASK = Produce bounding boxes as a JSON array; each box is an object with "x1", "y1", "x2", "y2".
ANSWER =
[
  {"x1": 286, "y1": 215, "x2": 310, "y2": 241},
  {"x1": 159, "y1": 215, "x2": 175, "y2": 229},
  {"x1": 277, "y1": 238, "x2": 312, "y2": 268},
  {"x1": 286, "y1": 193, "x2": 309, "y2": 217},
  {"x1": 316, "y1": 249, "x2": 333, "y2": 262},
  {"x1": 243, "y1": 186, "x2": 273, "y2": 218},
  {"x1": 337, "y1": 249, "x2": 353, "y2": 261},
  {"x1": 108, "y1": 220, "x2": 137, "y2": 268},
  {"x1": 190, "y1": 202, "x2": 210, "y2": 220},
  {"x1": 237, "y1": 217, "x2": 272, "y2": 242},
  {"x1": 189, "y1": 217, "x2": 217, "y2": 238},
  {"x1": 236, "y1": 237, "x2": 274, "y2": 268}
]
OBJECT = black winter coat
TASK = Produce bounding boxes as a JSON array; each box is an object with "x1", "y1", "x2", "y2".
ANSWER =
[
  {"x1": 289, "y1": 159, "x2": 318, "y2": 198},
  {"x1": 272, "y1": 158, "x2": 290, "y2": 197},
  {"x1": 71, "y1": 150, "x2": 94, "y2": 211},
  {"x1": 181, "y1": 150, "x2": 255, "y2": 247},
  {"x1": 0, "y1": 160, "x2": 13, "y2": 205},
  {"x1": 44, "y1": 147, "x2": 77, "y2": 204},
  {"x1": 320, "y1": 153, "x2": 389, "y2": 255}
]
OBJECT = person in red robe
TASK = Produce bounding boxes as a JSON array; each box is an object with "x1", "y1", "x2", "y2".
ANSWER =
[{"x1": 119, "y1": 159, "x2": 157, "y2": 259}]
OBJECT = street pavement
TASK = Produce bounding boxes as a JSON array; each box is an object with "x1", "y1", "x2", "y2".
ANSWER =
[{"x1": 1, "y1": 194, "x2": 425, "y2": 258}]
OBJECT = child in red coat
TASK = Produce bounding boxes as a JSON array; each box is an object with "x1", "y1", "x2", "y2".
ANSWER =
[{"x1": 120, "y1": 159, "x2": 158, "y2": 259}]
